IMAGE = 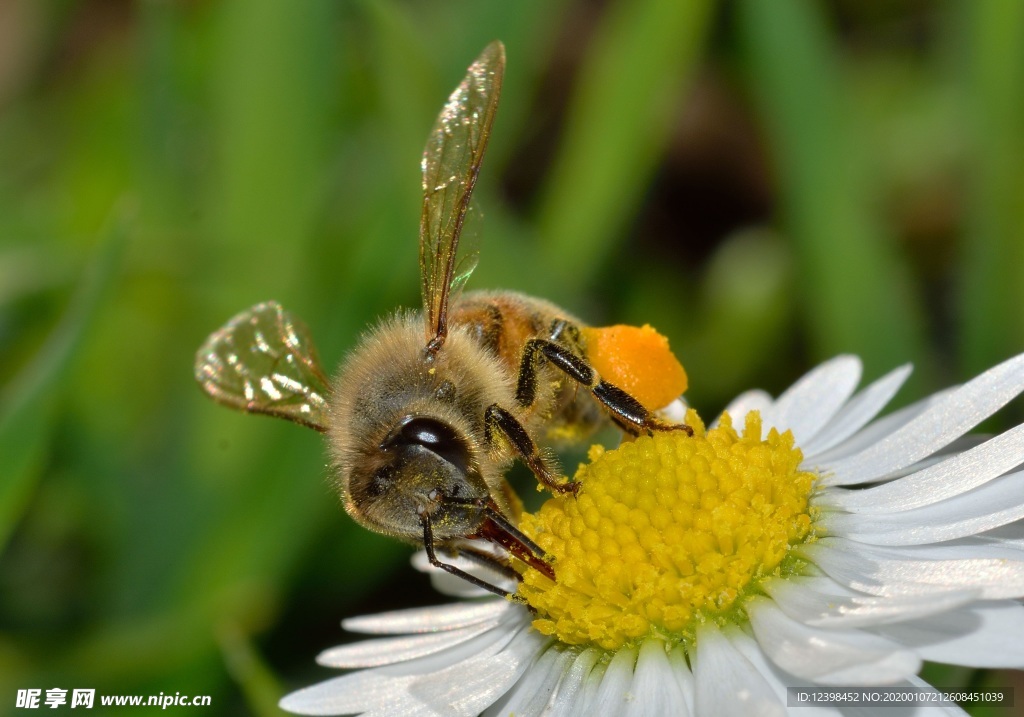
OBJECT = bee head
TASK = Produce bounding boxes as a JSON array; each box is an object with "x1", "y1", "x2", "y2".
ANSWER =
[{"x1": 351, "y1": 415, "x2": 489, "y2": 540}]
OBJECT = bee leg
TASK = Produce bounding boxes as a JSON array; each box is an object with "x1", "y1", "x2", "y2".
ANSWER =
[
  {"x1": 547, "y1": 318, "x2": 581, "y2": 346},
  {"x1": 420, "y1": 511, "x2": 512, "y2": 600},
  {"x1": 484, "y1": 404, "x2": 579, "y2": 495},
  {"x1": 515, "y1": 338, "x2": 692, "y2": 437},
  {"x1": 454, "y1": 545, "x2": 521, "y2": 583}
]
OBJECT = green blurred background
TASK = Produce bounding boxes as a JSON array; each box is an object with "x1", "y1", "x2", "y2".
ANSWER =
[{"x1": 1, "y1": 0, "x2": 1022, "y2": 714}]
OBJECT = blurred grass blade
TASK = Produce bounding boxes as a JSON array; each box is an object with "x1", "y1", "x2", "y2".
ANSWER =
[
  {"x1": 737, "y1": 0, "x2": 929, "y2": 382},
  {"x1": 535, "y1": 0, "x2": 713, "y2": 301},
  {"x1": 0, "y1": 392, "x2": 55, "y2": 551},
  {"x1": 218, "y1": 622, "x2": 284, "y2": 717},
  {"x1": 957, "y1": 0, "x2": 1024, "y2": 373},
  {"x1": 689, "y1": 228, "x2": 795, "y2": 402},
  {"x1": 363, "y1": 0, "x2": 442, "y2": 172},
  {"x1": 0, "y1": 210, "x2": 128, "y2": 551},
  {"x1": 207, "y1": 0, "x2": 333, "y2": 299}
]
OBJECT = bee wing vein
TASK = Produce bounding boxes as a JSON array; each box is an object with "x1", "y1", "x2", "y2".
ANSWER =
[
  {"x1": 194, "y1": 301, "x2": 330, "y2": 432},
  {"x1": 419, "y1": 41, "x2": 504, "y2": 345}
]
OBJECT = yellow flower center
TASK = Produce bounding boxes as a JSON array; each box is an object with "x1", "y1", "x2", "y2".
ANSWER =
[{"x1": 517, "y1": 409, "x2": 817, "y2": 651}]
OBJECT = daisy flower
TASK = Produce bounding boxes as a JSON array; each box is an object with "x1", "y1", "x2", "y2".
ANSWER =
[{"x1": 280, "y1": 354, "x2": 1024, "y2": 716}]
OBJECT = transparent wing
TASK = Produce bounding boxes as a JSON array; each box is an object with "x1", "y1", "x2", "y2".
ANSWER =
[
  {"x1": 194, "y1": 301, "x2": 330, "y2": 432},
  {"x1": 450, "y1": 203, "x2": 482, "y2": 298},
  {"x1": 420, "y1": 40, "x2": 504, "y2": 348}
]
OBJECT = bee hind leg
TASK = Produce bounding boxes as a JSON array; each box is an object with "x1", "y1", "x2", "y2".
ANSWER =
[{"x1": 515, "y1": 338, "x2": 692, "y2": 437}]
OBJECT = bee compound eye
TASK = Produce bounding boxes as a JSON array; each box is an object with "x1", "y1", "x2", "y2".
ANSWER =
[{"x1": 384, "y1": 416, "x2": 472, "y2": 476}]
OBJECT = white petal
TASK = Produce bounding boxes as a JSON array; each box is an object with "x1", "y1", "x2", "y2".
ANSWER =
[
  {"x1": 483, "y1": 644, "x2": 573, "y2": 717},
  {"x1": 342, "y1": 599, "x2": 510, "y2": 635},
  {"x1": 804, "y1": 538, "x2": 1024, "y2": 599},
  {"x1": 762, "y1": 576, "x2": 979, "y2": 628},
  {"x1": 925, "y1": 536, "x2": 1024, "y2": 569},
  {"x1": 758, "y1": 355, "x2": 861, "y2": 445},
  {"x1": 746, "y1": 597, "x2": 920, "y2": 684},
  {"x1": 975, "y1": 520, "x2": 1024, "y2": 545},
  {"x1": 716, "y1": 389, "x2": 774, "y2": 427},
  {"x1": 801, "y1": 364, "x2": 913, "y2": 457},
  {"x1": 623, "y1": 638, "x2": 690, "y2": 717},
  {"x1": 574, "y1": 659, "x2": 609, "y2": 716},
  {"x1": 317, "y1": 621, "x2": 497, "y2": 668},
  {"x1": 808, "y1": 389, "x2": 950, "y2": 468},
  {"x1": 371, "y1": 618, "x2": 520, "y2": 677},
  {"x1": 828, "y1": 423, "x2": 1024, "y2": 513},
  {"x1": 852, "y1": 435, "x2": 990, "y2": 483},
  {"x1": 544, "y1": 648, "x2": 602, "y2": 717},
  {"x1": 851, "y1": 536, "x2": 1024, "y2": 561},
  {"x1": 589, "y1": 645, "x2": 637, "y2": 716},
  {"x1": 727, "y1": 628, "x2": 842, "y2": 717},
  {"x1": 666, "y1": 646, "x2": 696, "y2": 717},
  {"x1": 871, "y1": 600, "x2": 1024, "y2": 668},
  {"x1": 406, "y1": 627, "x2": 547, "y2": 716},
  {"x1": 820, "y1": 352, "x2": 1024, "y2": 486},
  {"x1": 280, "y1": 619, "x2": 527, "y2": 715},
  {"x1": 279, "y1": 670, "x2": 417, "y2": 716},
  {"x1": 657, "y1": 398, "x2": 688, "y2": 424},
  {"x1": 824, "y1": 470, "x2": 1024, "y2": 544},
  {"x1": 692, "y1": 624, "x2": 786, "y2": 717}
]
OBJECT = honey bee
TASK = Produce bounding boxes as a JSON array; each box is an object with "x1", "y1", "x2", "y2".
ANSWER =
[{"x1": 195, "y1": 41, "x2": 689, "y2": 598}]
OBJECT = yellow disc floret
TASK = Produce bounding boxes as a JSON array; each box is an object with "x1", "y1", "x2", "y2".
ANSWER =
[{"x1": 517, "y1": 409, "x2": 816, "y2": 651}]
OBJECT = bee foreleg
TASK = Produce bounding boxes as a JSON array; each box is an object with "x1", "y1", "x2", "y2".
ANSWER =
[
  {"x1": 453, "y1": 544, "x2": 521, "y2": 583},
  {"x1": 484, "y1": 404, "x2": 578, "y2": 495},
  {"x1": 516, "y1": 338, "x2": 692, "y2": 437},
  {"x1": 420, "y1": 512, "x2": 513, "y2": 600}
]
